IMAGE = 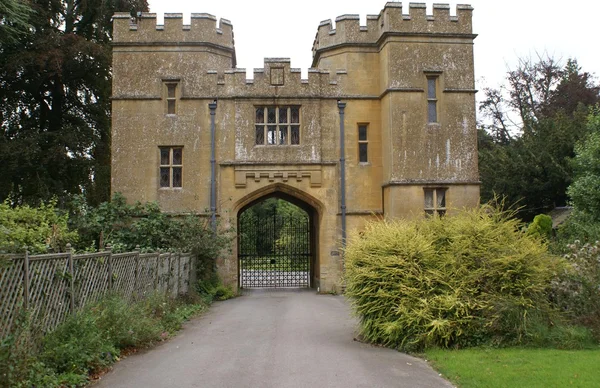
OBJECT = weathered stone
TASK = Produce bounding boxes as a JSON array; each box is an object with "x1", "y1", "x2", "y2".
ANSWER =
[{"x1": 111, "y1": 3, "x2": 479, "y2": 293}]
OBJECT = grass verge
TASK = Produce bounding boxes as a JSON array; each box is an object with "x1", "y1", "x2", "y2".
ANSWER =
[{"x1": 425, "y1": 347, "x2": 600, "y2": 387}]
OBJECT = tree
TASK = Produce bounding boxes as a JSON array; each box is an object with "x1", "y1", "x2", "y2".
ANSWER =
[
  {"x1": 478, "y1": 56, "x2": 600, "y2": 220},
  {"x1": 0, "y1": 0, "x2": 33, "y2": 45},
  {"x1": 0, "y1": 0, "x2": 148, "y2": 206},
  {"x1": 568, "y1": 108, "x2": 600, "y2": 220}
]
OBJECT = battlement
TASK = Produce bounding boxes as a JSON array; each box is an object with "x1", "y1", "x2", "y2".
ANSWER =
[
  {"x1": 112, "y1": 12, "x2": 234, "y2": 50},
  {"x1": 205, "y1": 58, "x2": 348, "y2": 97},
  {"x1": 312, "y1": 2, "x2": 473, "y2": 57}
]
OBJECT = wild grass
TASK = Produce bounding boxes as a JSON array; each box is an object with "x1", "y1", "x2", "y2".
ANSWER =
[{"x1": 0, "y1": 293, "x2": 206, "y2": 388}]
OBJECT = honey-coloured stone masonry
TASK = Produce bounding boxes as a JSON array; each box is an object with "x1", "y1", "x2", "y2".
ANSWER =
[{"x1": 111, "y1": 2, "x2": 480, "y2": 292}]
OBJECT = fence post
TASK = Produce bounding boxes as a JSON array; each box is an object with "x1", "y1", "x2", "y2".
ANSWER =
[
  {"x1": 107, "y1": 243, "x2": 113, "y2": 292},
  {"x1": 67, "y1": 243, "x2": 75, "y2": 313},
  {"x1": 154, "y1": 249, "x2": 161, "y2": 291},
  {"x1": 167, "y1": 252, "x2": 173, "y2": 296},
  {"x1": 23, "y1": 246, "x2": 30, "y2": 310},
  {"x1": 134, "y1": 245, "x2": 140, "y2": 297},
  {"x1": 176, "y1": 253, "x2": 181, "y2": 296}
]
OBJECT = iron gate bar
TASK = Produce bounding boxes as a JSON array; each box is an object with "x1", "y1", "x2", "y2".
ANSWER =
[{"x1": 239, "y1": 212, "x2": 310, "y2": 288}]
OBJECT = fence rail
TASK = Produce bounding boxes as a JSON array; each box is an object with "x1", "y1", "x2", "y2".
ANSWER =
[{"x1": 0, "y1": 244, "x2": 195, "y2": 339}]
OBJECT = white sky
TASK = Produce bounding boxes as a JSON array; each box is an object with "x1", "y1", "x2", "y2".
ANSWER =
[{"x1": 147, "y1": 0, "x2": 599, "y2": 91}]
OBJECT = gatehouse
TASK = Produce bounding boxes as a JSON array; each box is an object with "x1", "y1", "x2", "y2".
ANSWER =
[{"x1": 110, "y1": 3, "x2": 479, "y2": 292}]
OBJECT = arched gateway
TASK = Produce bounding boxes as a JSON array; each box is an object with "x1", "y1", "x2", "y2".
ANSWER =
[
  {"x1": 236, "y1": 186, "x2": 320, "y2": 289},
  {"x1": 110, "y1": 3, "x2": 480, "y2": 292}
]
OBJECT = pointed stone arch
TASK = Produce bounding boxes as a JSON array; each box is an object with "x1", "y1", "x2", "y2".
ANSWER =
[{"x1": 234, "y1": 183, "x2": 323, "y2": 289}]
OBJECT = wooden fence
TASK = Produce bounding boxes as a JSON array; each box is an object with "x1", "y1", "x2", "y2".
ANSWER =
[{"x1": 0, "y1": 244, "x2": 195, "y2": 339}]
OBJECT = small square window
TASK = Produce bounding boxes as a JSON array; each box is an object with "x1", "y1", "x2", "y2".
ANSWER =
[{"x1": 424, "y1": 188, "x2": 447, "y2": 216}]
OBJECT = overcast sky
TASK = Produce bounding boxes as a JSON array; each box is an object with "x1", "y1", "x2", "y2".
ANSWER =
[{"x1": 147, "y1": 0, "x2": 599, "y2": 91}]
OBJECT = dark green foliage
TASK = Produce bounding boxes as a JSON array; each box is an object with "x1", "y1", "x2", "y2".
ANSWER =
[
  {"x1": 0, "y1": 0, "x2": 33, "y2": 45},
  {"x1": 567, "y1": 108, "x2": 600, "y2": 221},
  {"x1": 67, "y1": 193, "x2": 232, "y2": 257},
  {"x1": 1, "y1": 294, "x2": 205, "y2": 387},
  {"x1": 0, "y1": 0, "x2": 149, "y2": 206},
  {"x1": 239, "y1": 198, "x2": 308, "y2": 256},
  {"x1": 552, "y1": 241, "x2": 600, "y2": 341},
  {"x1": 527, "y1": 214, "x2": 553, "y2": 240},
  {"x1": 197, "y1": 274, "x2": 236, "y2": 303},
  {"x1": 479, "y1": 57, "x2": 600, "y2": 221},
  {"x1": 41, "y1": 310, "x2": 118, "y2": 377},
  {"x1": 344, "y1": 205, "x2": 592, "y2": 351}
]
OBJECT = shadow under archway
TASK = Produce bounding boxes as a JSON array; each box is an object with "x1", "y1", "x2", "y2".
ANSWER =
[{"x1": 236, "y1": 185, "x2": 321, "y2": 289}]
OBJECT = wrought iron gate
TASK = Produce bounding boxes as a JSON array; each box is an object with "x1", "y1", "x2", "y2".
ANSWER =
[{"x1": 239, "y1": 213, "x2": 310, "y2": 288}]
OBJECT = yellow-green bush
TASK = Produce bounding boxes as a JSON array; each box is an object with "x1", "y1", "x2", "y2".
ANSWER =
[{"x1": 345, "y1": 206, "x2": 571, "y2": 351}]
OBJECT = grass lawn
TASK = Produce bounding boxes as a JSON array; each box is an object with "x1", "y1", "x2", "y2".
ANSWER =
[{"x1": 424, "y1": 347, "x2": 600, "y2": 388}]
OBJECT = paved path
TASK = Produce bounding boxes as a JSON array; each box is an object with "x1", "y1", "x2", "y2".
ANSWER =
[{"x1": 94, "y1": 290, "x2": 452, "y2": 388}]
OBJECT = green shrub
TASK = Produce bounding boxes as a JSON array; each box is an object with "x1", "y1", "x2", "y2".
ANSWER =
[
  {"x1": 40, "y1": 310, "x2": 117, "y2": 376},
  {"x1": 552, "y1": 241, "x2": 600, "y2": 340},
  {"x1": 2, "y1": 294, "x2": 206, "y2": 387},
  {"x1": 527, "y1": 214, "x2": 553, "y2": 240},
  {"x1": 344, "y1": 205, "x2": 582, "y2": 351},
  {"x1": 0, "y1": 199, "x2": 78, "y2": 254},
  {"x1": 555, "y1": 209, "x2": 600, "y2": 247},
  {"x1": 197, "y1": 275, "x2": 236, "y2": 303},
  {"x1": 94, "y1": 295, "x2": 162, "y2": 349}
]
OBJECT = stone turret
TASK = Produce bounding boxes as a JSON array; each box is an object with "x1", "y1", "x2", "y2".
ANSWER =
[
  {"x1": 112, "y1": 12, "x2": 236, "y2": 65},
  {"x1": 312, "y1": 3, "x2": 474, "y2": 63}
]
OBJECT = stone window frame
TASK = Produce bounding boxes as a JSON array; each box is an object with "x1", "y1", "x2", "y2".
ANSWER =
[
  {"x1": 426, "y1": 76, "x2": 438, "y2": 123},
  {"x1": 424, "y1": 71, "x2": 442, "y2": 125},
  {"x1": 163, "y1": 79, "x2": 180, "y2": 115},
  {"x1": 424, "y1": 187, "x2": 447, "y2": 216},
  {"x1": 159, "y1": 146, "x2": 183, "y2": 189},
  {"x1": 255, "y1": 106, "x2": 301, "y2": 146},
  {"x1": 357, "y1": 123, "x2": 369, "y2": 164}
]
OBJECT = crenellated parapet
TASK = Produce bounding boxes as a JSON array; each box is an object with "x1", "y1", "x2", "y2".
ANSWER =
[
  {"x1": 112, "y1": 12, "x2": 234, "y2": 51},
  {"x1": 312, "y1": 3, "x2": 473, "y2": 58},
  {"x1": 204, "y1": 58, "x2": 348, "y2": 98}
]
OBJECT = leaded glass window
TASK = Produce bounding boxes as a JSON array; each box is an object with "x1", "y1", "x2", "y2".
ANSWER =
[
  {"x1": 427, "y1": 76, "x2": 438, "y2": 123},
  {"x1": 358, "y1": 124, "x2": 368, "y2": 163},
  {"x1": 159, "y1": 147, "x2": 183, "y2": 188},
  {"x1": 255, "y1": 106, "x2": 300, "y2": 145}
]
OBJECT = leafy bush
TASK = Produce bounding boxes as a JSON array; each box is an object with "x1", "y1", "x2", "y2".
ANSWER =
[
  {"x1": 197, "y1": 274, "x2": 236, "y2": 303},
  {"x1": 551, "y1": 241, "x2": 600, "y2": 340},
  {"x1": 93, "y1": 295, "x2": 163, "y2": 349},
  {"x1": 41, "y1": 310, "x2": 117, "y2": 376},
  {"x1": 527, "y1": 214, "x2": 553, "y2": 240},
  {"x1": 344, "y1": 205, "x2": 585, "y2": 351},
  {"x1": 567, "y1": 108, "x2": 600, "y2": 221},
  {"x1": 1, "y1": 294, "x2": 205, "y2": 387},
  {"x1": 0, "y1": 199, "x2": 78, "y2": 254}
]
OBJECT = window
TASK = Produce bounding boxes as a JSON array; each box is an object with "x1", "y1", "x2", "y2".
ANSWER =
[
  {"x1": 358, "y1": 124, "x2": 368, "y2": 163},
  {"x1": 255, "y1": 106, "x2": 300, "y2": 145},
  {"x1": 424, "y1": 188, "x2": 446, "y2": 216},
  {"x1": 159, "y1": 147, "x2": 183, "y2": 188},
  {"x1": 165, "y1": 83, "x2": 178, "y2": 114},
  {"x1": 427, "y1": 76, "x2": 438, "y2": 123}
]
